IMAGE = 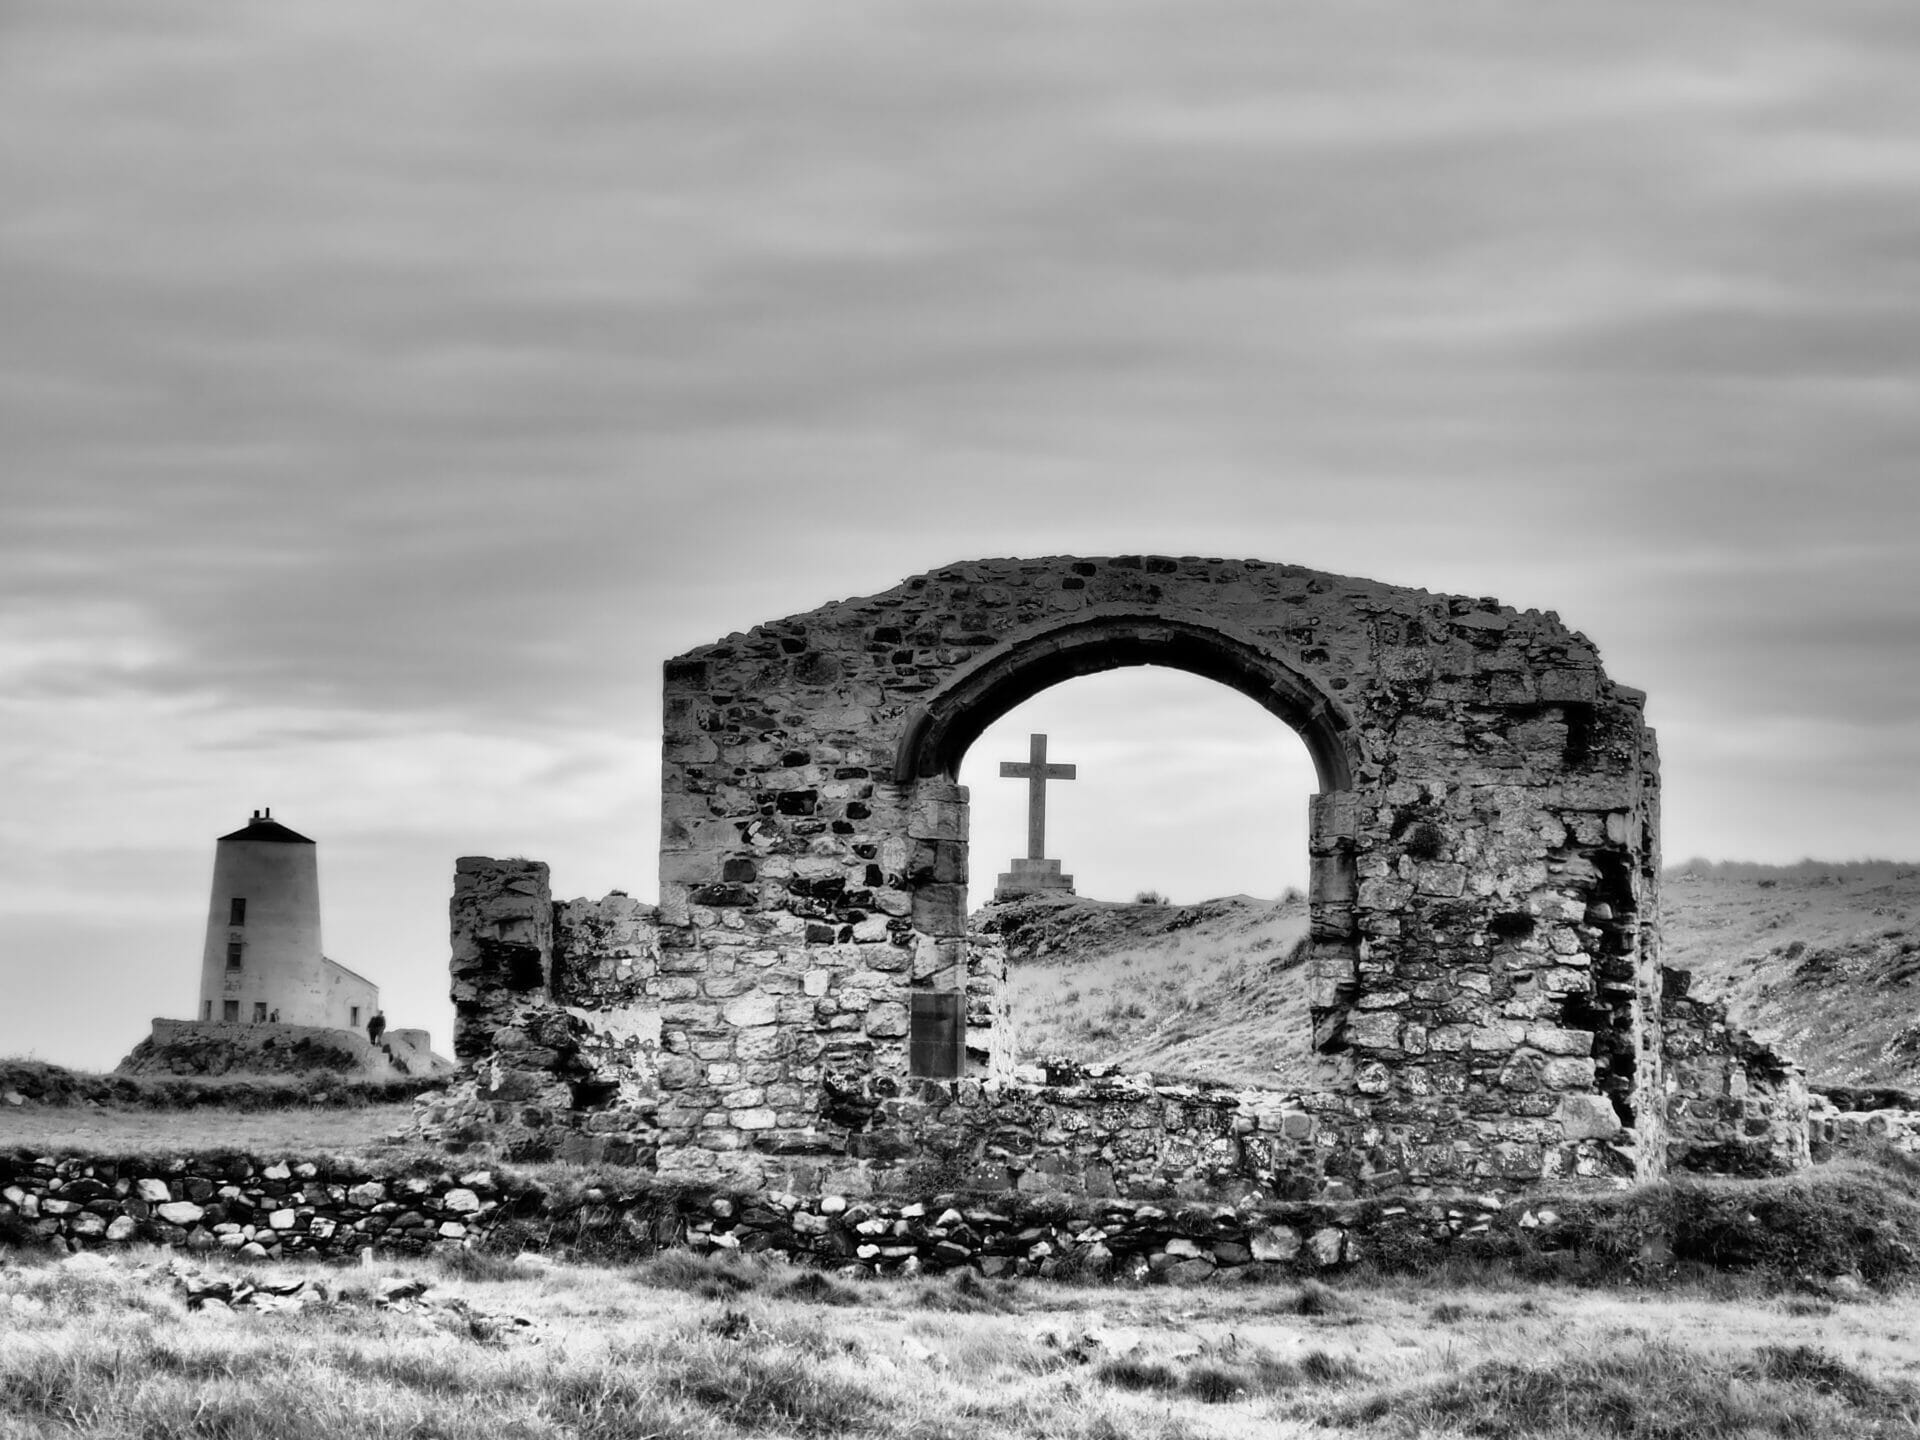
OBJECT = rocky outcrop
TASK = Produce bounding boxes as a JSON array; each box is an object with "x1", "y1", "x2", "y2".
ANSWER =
[{"x1": 117, "y1": 1021, "x2": 451, "y2": 1080}]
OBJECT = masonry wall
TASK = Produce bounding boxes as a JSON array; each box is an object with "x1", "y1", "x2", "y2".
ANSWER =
[
  {"x1": 0, "y1": 1148, "x2": 1618, "y2": 1281},
  {"x1": 436, "y1": 860, "x2": 660, "y2": 1166},
  {"x1": 648, "y1": 556, "x2": 1668, "y2": 1192},
  {"x1": 1809, "y1": 1085, "x2": 1920, "y2": 1161},
  {"x1": 1662, "y1": 968, "x2": 1811, "y2": 1175}
]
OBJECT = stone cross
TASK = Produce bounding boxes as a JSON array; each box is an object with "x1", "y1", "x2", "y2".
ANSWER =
[{"x1": 999, "y1": 732, "x2": 1076, "y2": 860}]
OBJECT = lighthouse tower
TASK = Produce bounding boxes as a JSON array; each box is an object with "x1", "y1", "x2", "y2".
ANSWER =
[{"x1": 196, "y1": 809, "x2": 378, "y2": 1031}]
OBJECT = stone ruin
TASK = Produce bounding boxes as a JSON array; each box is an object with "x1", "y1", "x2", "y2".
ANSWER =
[{"x1": 437, "y1": 555, "x2": 1809, "y2": 1200}]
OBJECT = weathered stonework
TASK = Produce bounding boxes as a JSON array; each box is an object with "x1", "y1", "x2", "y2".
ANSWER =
[
  {"x1": 1661, "y1": 967, "x2": 1810, "y2": 1175},
  {"x1": 437, "y1": 860, "x2": 660, "y2": 1165},
  {"x1": 1809, "y1": 1085, "x2": 1920, "y2": 1161},
  {"x1": 644, "y1": 555, "x2": 1671, "y2": 1190},
  {"x1": 0, "y1": 1148, "x2": 1582, "y2": 1278},
  {"x1": 445, "y1": 555, "x2": 1790, "y2": 1199}
]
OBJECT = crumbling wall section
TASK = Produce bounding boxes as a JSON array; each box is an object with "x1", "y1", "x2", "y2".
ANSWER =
[
  {"x1": 1661, "y1": 967, "x2": 1810, "y2": 1175},
  {"x1": 1809, "y1": 1085, "x2": 1920, "y2": 1161},
  {"x1": 449, "y1": 857, "x2": 555, "y2": 1062},
  {"x1": 553, "y1": 892, "x2": 661, "y2": 1092},
  {"x1": 434, "y1": 859, "x2": 659, "y2": 1165}
]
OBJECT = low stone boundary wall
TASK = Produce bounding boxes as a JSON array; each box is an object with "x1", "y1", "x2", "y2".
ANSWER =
[
  {"x1": 2, "y1": 1149, "x2": 1579, "y2": 1280},
  {"x1": 1, "y1": 1153, "x2": 496, "y2": 1260},
  {"x1": 1809, "y1": 1087, "x2": 1920, "y2": 1161}
]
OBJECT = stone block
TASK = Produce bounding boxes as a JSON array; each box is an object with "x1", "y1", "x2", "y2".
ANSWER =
[
  {"x1": 723, "y1": 994, "x2": 780, "y2": 1028},
  {"x1": 1469, "y1": 1024, "x2": 1523, "y2": 1054},
  {"x1": 911, "y1": 883, "x2": 967, "y2": 938},
  {"x1": 1412, "y1": 862, "x2": 1467, "y2": 898},
  {"x1": 1541, "y1": 1058, "x2": 1597, "y2": 1090},
  {"x1": 1357, "y1": 878, "x2": 1415, "y2": 911},
  {"x1": 1344, "y1": 1013, "x2": 1401, "y2": 1050},
  {"x1": 1557, "y1": 1094, "x2": 1622, "y2": 1140},
  {"x1": 907, "y1": 785, "x2": 967, "y2": 842},
  {"x1": 1309, "y1": 790, "x2": 1362, "y2": 846},
  {"x1": 1525, "y1": 1026, "x2": 1595, "y2": 1057}
]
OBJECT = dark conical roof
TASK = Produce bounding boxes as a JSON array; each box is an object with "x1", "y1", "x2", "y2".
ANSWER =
[{"x1": 217, "y1": 812, "x2": 315, "y2": 845}]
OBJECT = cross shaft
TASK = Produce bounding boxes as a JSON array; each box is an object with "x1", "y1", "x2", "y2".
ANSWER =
[{"x1": 999, "y1": 732, "x2": 1076, "y2": 859}]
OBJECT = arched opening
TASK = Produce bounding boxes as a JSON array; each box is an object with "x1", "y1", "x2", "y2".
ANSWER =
[
  {"x1": 957, "y1": 667, "x2": 1323, "y2": 1088},
  {"x1": 894, "y1": 613, "x2": 1362, "y2": 1081},
  {"x1": 895, "y1": 610, "x2": 1355, "y2": 792}
]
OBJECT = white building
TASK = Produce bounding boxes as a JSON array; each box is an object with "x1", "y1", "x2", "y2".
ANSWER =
[{"x1": 196, "y1": 809, "x2": 379, "y2": 1031}]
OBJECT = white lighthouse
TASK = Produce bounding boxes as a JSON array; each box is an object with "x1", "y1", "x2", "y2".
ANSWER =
[{"x1": 196, "y1": 809, "x2": 378, "y2": 1031}]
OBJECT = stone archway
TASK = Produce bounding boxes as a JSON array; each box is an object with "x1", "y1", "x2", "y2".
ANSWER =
[
  {"x1": 889, "y1": 607, "x2": 1363, "y2": 1075},
  {"x1": 649, "y1": 555, "x2": 1667, "y2": 1194}
]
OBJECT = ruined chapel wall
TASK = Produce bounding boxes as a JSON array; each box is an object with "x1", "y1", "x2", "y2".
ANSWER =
[
  {"x1": 652, "y1": 556, "x2": 1665, "y2": 1193},
  {"x1": 1661, "y1": 967, "x2": 1810, "y2": 1176},
  {"x1": 440, "y1": 860, "x2": 660, "y2": 1166}
]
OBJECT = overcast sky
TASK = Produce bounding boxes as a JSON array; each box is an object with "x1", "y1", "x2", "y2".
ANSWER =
[{"x1": 5, "y1": 1, "x2": 1919, "y2": 1069}]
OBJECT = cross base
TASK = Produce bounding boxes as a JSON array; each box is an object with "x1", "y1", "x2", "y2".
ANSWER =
[{"x1": 994, "y1": 857, "x2": 1076, "y2": 902}]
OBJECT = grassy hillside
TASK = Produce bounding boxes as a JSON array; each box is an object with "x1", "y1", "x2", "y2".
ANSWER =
[
  {"x1": 994, "y1": 893, "x2": 1325, "y2": 1090},
  {"x1": 1660, "y1": 860, "x2": 1920, "y2": 1087},
  {"x1": 993, "y1": 861, "x2": 1920, "y2": 1090}
]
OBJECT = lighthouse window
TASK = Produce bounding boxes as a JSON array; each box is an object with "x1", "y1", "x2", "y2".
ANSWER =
[
  {"x1": 222, "y1": 1000, "x2": 239, "y2": 1022},
  {"x1": 226, "y1": 941, "x2": 243, "y2": 971},
  {"x1": 253, "y1": 1002, "x2": 267, "y2": 1023},
  {"x1": 229, "y1": 897, "x2": 246, "y2": 926}
]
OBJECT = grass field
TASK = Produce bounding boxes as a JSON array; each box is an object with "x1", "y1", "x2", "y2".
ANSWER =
[
  {"x1": 0, "y1": 1102, "x2": 423, "y2": 1160},
  {"x1": 1660, "y1": 861, "x2": 1920, "y2": 1086},
  {"x1": 3, "y1": 1244, "x2": 1918, "y2": 1439}
]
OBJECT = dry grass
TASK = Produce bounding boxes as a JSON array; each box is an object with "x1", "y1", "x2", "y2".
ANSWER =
[
  {"x1": 1661, "y1": 861, "x2": 1920, "y2": 1087},
  {"x1": 1002, "y1": 894, "x2": 1325, "y2": 1088},
  {"x1": 3, "y1": 1246, "x2": 1918, "y2": 1439},
  {"x1": 0, "y1": 1101, "x2": 426, "y2": 1162}
]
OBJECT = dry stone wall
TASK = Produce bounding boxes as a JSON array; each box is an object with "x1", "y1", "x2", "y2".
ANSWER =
[{"x1": 0, "y1": 1148, "x2": 1606, "y2": 1281}]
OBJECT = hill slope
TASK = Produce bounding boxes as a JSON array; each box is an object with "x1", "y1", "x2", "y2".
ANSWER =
[
  {"x1": 988, "y1": 861, "x2": 1920, "y2": 1090},
  {"x1": 991, "y1": 893, "x2": 1327, "y2": 1090},
  {"x1": 1659, "y1": 861, "x2": 1920, "y2": 1087}
]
